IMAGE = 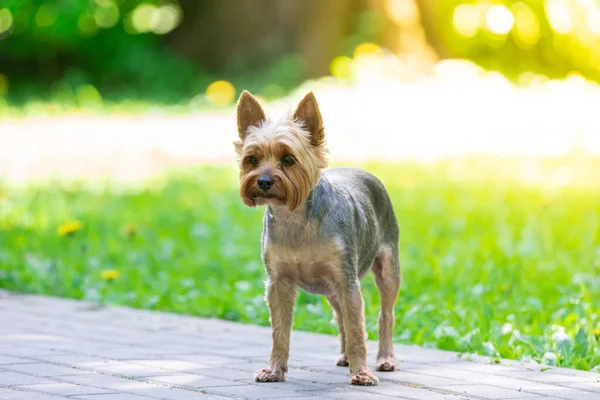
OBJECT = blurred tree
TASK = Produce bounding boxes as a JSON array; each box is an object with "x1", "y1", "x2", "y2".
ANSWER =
[
  {"x1": 166, "y1": 0, "x2": 366, "y2": 78},
  {"x1": 414, "y1": 0, "x2": 449, "y2": 59}
]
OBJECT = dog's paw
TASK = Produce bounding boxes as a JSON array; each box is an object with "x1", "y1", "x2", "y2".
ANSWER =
[
  {"x1": 254, "y1": 368, "x2": 285, "y2": 382},
  {"x1": 336, "y1": 354, "x2": 349, "y2": 367},
  {"x1": 350, "y1": 370, "x2": 379, "y2": 386},
  {"x1": 375, "y1": 356, "x2": 398, "y2": 372}
]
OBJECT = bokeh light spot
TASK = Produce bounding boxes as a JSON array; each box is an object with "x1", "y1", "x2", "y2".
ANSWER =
[
  {"x1": 152, "y1": 5, "x2": 182, "y2": 35},
  {"x1": 330, "y1": 56, "x2": 353, "y2": 79},
  {"x1": 0, "y1": 74, "x2": 8, "y2": 96},
  {"x1": 76, "y1": 84, "x2": 103, "y2": 107},
  {"x1": 385, "y1": 0, "x2": 419, "y2": 26},
  {"x1": 131, "y1": 4, "x2": 157, "y2": 33},
  {"x1": 512, "y1": 2, "x2": 540, "y2": 48},
  {"x1": 35, "y1": 4, "x2": 59, "y2": 27},
  {"x1": 586, "y1": 9, "x2": 600, "y2": 37},
  {"x1": 545, "y1": 0, "x2": 573, "y2": 34},
  {"x1": 94, "y1": 3, "x2": 120, "y2": 29},
  {"x1": 453, "y1": 4, "x2": 479, "y2": 37},
  {"x1": 78, "y1": 13, "x2": 98, "y2": 36},
  {"x1": 206, "y1": 81, "x2": 235, "y2": 106},
  {"x1": 486, "y1": 5, "x2": 514, "y2": 36},
  {"x1": 129, "y1": 3, "x2": 181, "y2": 35},
  {"x1": 354, "y1": 43, "x2": 383, "y2": 58},
  {"x1": 0, "y1": 8, "x2": 13, "y2": 34}
]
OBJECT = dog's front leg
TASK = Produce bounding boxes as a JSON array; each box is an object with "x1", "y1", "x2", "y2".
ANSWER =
[
  {"x1": 340, "y1": 278, "x2": 379, "y2": 386},
  {"x1": 255, "y1": 277, "x2": 297, "y2": 382}
]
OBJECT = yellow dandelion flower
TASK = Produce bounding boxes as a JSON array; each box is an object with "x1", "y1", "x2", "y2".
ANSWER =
[
  {"x1": 57, "y1": 220, "x2": 83, "y2": 236},
  {"x1": 101, "y1": 269, "x2": 120, "y2": 281},
  {"x1": 121, "y1": 223, "x2": 137, "y2": 238},
  {"x1": 594, "y1": 329, "x2": 600, "y2": 341}
]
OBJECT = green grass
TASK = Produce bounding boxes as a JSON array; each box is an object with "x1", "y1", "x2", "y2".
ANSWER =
[{"x1": 1, "y1": 158, "x2": 599, "y2": 372}]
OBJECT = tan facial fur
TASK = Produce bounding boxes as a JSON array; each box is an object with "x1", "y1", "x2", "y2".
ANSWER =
[{"x1": 234, "y1": 91, "x2": 328, "y2": 211}]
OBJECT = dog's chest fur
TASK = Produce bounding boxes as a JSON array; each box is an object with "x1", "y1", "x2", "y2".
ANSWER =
[{"x1": 262, "y1": 212, "x2": 343, "y2": 296}]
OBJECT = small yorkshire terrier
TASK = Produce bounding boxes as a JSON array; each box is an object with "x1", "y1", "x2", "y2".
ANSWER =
[{"x1": 234, "y1": 91, "x2": 400, "y2": 386}]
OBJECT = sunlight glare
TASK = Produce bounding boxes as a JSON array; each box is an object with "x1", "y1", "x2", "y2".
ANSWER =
[
  {"x1": 385, "y1": 0, "x2": 419, "y2": 26},
  {"x1": 545, "y1": 0, "x2": 573, "y2": 34},
  {"x1": 453, "y1": 4, "x2": 480, "y2": 37},
  {"x1": 486, "y1": 5, "x2": 514, "y2": 36},
  {"x1": 512, "y1": 3, "x2": 541, "y2": 47}
]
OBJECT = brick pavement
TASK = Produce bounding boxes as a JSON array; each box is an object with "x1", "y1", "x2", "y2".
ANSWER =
[{"x1": 0, "y1": 290, "x2": 598, "y2": 399}]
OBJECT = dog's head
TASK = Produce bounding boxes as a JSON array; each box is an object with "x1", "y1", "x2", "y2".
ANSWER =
[{"x1": 234, "y1": 91, "x2": 328, "y2": 211}]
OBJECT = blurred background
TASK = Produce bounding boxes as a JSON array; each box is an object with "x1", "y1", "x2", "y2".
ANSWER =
[
  {"x1": 2, "y1": 0, "x2": 600, "y2": 177},
  {"x1": 1, "y1": 0, "x2": 599, "y2": 372}
]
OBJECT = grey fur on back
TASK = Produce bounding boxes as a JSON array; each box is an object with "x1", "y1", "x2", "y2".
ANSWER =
[{"x1": 263, "y1": 167, "x2": 400, "y2": 281}]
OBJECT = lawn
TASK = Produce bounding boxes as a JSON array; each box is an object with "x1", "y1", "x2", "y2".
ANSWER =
[{"x1": 1, "y1": 158, "x2": 599, "y2": 372}]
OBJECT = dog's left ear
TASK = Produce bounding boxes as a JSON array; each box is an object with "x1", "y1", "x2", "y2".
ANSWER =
[
  {"x1": 293, "y1": 92, "x2": 324, "y2": 146},
  {"x1": 237, "y1": 90, "x2": 266, "y2": 140}
]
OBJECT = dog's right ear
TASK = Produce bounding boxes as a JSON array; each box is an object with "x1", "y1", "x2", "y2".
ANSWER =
[{"x1": 237, "y1": 90, "x2": 266, "y2": 140}]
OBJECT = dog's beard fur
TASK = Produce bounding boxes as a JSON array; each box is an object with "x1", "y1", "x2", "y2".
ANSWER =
[{"x1": 235, "y1": 118, "x2": 327, "y2": 212}]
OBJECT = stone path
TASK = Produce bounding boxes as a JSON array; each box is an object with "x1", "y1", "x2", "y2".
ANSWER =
[{"x1": 0, "y1": 290, "x2": 598, "y2": 400}]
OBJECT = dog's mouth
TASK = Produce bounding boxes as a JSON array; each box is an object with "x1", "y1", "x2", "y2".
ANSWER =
[
  {"x1": 252, "y1": 192, "x2": 284, "y2": 205},
  {"x1": 254, "y1": 193, "x2": 278, "y2": 199}
]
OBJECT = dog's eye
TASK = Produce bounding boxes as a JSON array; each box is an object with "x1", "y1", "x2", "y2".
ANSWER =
[
  {"x1": 281, "y1": 155, "x2": 295, "y2": 167},
  {"x1": 249, "y1": 156, "x2": 260, "y2": 167}
]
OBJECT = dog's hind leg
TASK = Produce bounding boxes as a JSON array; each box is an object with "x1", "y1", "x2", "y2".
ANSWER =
[
  {"x1": 372, "y1": 245, "x2": 400, "y2": 371},
  {"x1": 327, "y1": 295, "x2": 349, "y2": 367}
]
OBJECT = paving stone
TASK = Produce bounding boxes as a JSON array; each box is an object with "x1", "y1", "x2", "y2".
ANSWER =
[
  {"x1": 306, "y1": 389, "x2": 411, "y2": 400},
  {"x1": 465, "y1": 376, "x2": 577, "y2": 393},
  {"x1": 58, "y1": 373, "x2": 208, "y2": 399},
  {"x1": 0, "y1": 348, "x2": 67, "y2": 359},
  {"x1": 16, "y1": 383, "x2": 114, "y2": 396},
  {"x1": 146, "y1": 374, "x2": 246, "y2": 389},
  {"x1": 56, "y1": 373, "x2": 144, "y2": 387},
  {"x1": 0, "y1": 371, "x2": 57, "y2": 386},
  {"x1": 4, "y1": 363, "x2": 90, "y2": 377},
  {"x1": 174, "y1": 354, "x2": 247, "y2": 367},
  {"x1": 290, "y1": 370, "x2": 351, "y2": 385},
  {"x1": 254, "y1": 379, "x2": 334, "y2": 392},
  {"x1": 207, "y1": 384, "x2": 315, "y2": 399},
  {"x1": 378, "y1": 371, "x2": 467, "y2": 387},
  {"x1": 34, "y1": 355, "x2": 107, "y2": 366},
  {"x1": 216, "y1": 360, "x2": 271, "y2": 374},
  {"x1": 526, "y1": 389, "x2": 600, "y2": 400},
  {"x1": 557, "y1": 382, "x2": 600, "y2": 394},
  {"x1": 0, "y1": 356, "x2": 37, "y2": 366},
  {"x1": 147, "y1": 366, "x2": 252, "y2": 382},
  {"x1": 351, "y1": 381, "x2": 473, "y2": 399},
  {"x1": 496, "y1": 370, "x2": 598, "y2": 384},
  {"x1": 0, "y1": 389, "x2": 69, "y2": 399},
  {"x1": 442, "y1": 384, "x2": 544, "y2": 399},
  {"x1": 72, "y1": 360, "x2": 176, "y2": 377},
  {"x1": 73, "y1": 395, "x2": 151, "y2": 400},
  {"x1": 126, "y1": 359, "x2": 209, "y2": 373}
]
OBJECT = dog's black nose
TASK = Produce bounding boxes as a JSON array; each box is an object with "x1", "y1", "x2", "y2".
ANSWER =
[{"x1": 257, "y1": 176, "x2": 274, "y2": 192}]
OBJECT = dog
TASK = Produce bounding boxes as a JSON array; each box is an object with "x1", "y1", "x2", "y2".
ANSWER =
[{"x1": 234, "y1": 90, "x2": 400, "y2": 386}]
